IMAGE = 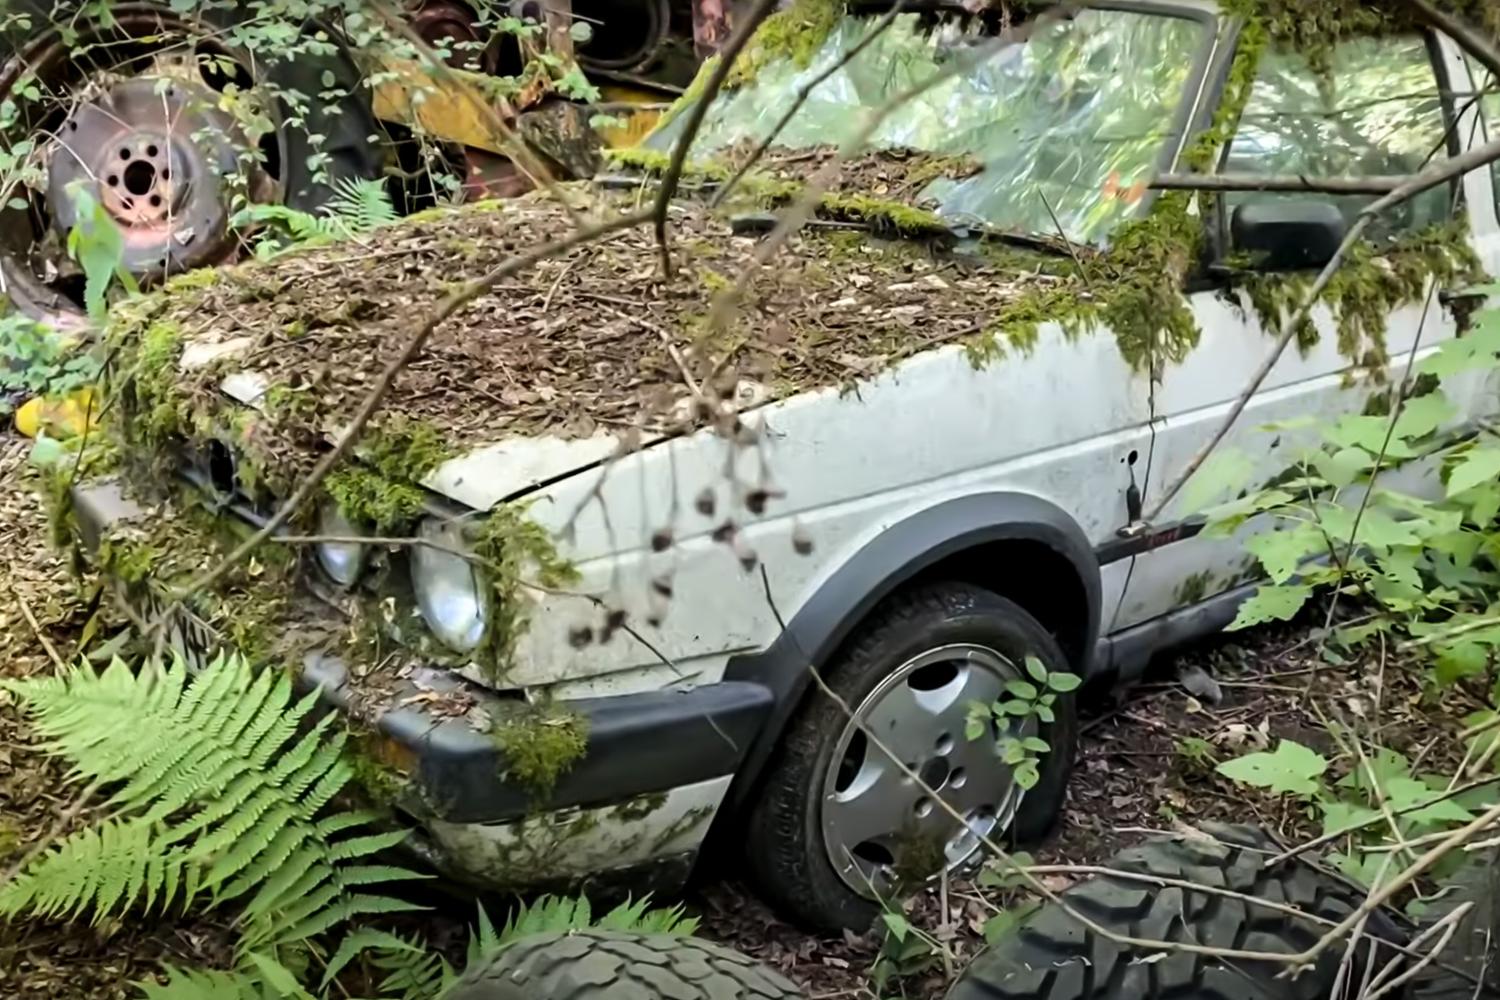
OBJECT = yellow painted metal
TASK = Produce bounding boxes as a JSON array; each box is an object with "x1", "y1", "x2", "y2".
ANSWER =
[
  {"x1": 15, "y1": 387, "x2": 99, "y2": 440},
  {"x1": 371, "y1": 58, "x2": 522, "y2": 156},
  {"x1": 595, "y1": 84, "x2": 672, "y2": 148}
]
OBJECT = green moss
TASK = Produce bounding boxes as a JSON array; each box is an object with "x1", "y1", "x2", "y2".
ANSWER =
[
  {"x1": 1226, "y1": 0, "x2": 1500, "y2": 76},
  {"x1": 1238, "y1": 221, "x2": 1481, "y2": 370},
  {"x1": 491, "y1": 702, "x2": 589, "y2": 800},
  {"x1": 655, "y1": 54, "x2": 720, "y2": 132},
  {"x1": 1183, "y1": 16, "x2": 1267, "y2": 171},
  {"x1": 727, "y1": 0, "x2": 843, "y2": 87},
  {"x1": 159, "y1": 268, "x2": 221, "y2": 294},
  {"x1": 814, "y1": 193, "x2": 950, "y2": 238},
  {"x1": 471, "y1": 502, "x2": 580, "y2": 677},
  {"x1": 325, "y1": 466, "x2": 428, "y2": 531},
  {"x1": 323, "y1": 417, "x2": 455, "y2": 531},
  {"x1": 357, "y1": 416, "x2": 455, "y2": 484},
  {"x1": 970, "y1": 194, "x2": 1203, "y2": 371},
  {"x1": 604, "y1": 147, "x2": 732, "y2": 183},
  {"x1": 131, "y1": 320, "x2": 188, "y2": 448}
]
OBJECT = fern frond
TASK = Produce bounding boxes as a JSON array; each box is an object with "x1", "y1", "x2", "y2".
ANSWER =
[
  {"x1": 0, "y1": 819, "x2": 192, "y2": 921},
  {"x1": 324, "y1": 177, "x2": 398, "y2": 236},
  {"x1": 137, "y1": 965, "x2": 269, "y2": 1000},
  {"x1": 272, "y1": 891, "x2": 425, "y2": 948},
  {"x1": 320, "y1": 927, "x2": 423, "y2": 990},
  {"x1": 327, "y1": 829, "x2": 410, "y2": 863},
  {"x1": 4, "y1": 653, "x2": 420, "y2": 945},
  {"x1": 464, "y1": 893, "x2": 700, "y2": 967}
]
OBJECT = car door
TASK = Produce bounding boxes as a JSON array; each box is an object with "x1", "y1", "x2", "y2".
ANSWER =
[{"x1": 1113, "y1": 24, "x2": 1479, "y2": 632}]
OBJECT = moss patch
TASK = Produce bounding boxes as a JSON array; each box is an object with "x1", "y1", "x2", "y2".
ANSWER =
[
  {"x1": 491, "y1": 702, "x2": 589, "y2": 800},
  {"x1": 726, "y1": 0, "x2": 843, "y2": 87},
  {"x1": 1238, "y1": 221, "x2": 1481, "y2": 372},
  {"x1": 472, "y1": 502, "x2": 580, "y2": 678}
]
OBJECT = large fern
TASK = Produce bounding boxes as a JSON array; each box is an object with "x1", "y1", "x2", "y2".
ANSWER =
[{"x1": 0, "y1": 654, "x2": 424, "y2": 950}]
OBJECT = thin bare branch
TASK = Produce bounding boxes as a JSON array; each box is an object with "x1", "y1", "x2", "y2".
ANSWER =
[
  {"x1": 12, "y1": 582, "x2": 67, "y2": 672},
  {"x1": 1269, "y1": 774, "x2": 1500, "y2": 865},
  {"x1": 652, "y1": 0, "x2": 781, "y2": 277},
  {"x1": 1406, "y1": 0, "x2": 1500, "y2": 81},
  {"x1": 710, "y1": 2, "x2": 907, "y2": 209},
  {"x1": 1150, "y1": 172, "x2": 1402, "y2": 194}
]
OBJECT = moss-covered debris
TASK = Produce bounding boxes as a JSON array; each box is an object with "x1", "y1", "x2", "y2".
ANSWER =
[
  {"x1": 726, "y1": 0, "x2": 844, "y2": 87},
  {"x1": 472, "y1": 502, "x2": 580, "y2": 680},
  {"x1": 491, "y1": 702, "x2": 589, "y2": 800},
  {"x1": 102, "y1": 178, "x2": 1055, "y2": 494}
]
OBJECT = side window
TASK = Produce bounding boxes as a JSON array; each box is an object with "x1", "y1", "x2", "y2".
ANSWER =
[{"x1": 1221, "y1": 34, "x2": 1450, "y2": 240}]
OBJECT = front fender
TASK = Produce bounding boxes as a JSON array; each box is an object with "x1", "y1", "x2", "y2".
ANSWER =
[{"x1": 722, "y1": 490, "x2": 1100, "y2": 810}]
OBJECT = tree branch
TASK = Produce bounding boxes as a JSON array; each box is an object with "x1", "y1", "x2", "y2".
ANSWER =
[
  {"x1": 710, "y1": 2, "x2": 907, "y2": 209},
  {"x1": 1151, "y1": 172, "x2": 1402, "y2": 195},
  {"x1": 652, "y1": 0, "x2": 781, "y2": 278},
  {"x1": 1147, "y1": 132, "x2": 1500, "y2": 520},
  {"x1": 1406, "y1": 0, "x2": 1500, "y2": 82}
]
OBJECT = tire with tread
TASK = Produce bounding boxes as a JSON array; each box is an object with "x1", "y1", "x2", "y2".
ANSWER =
[
  {"x1": 746, "y1": 582, "x2": 1079, "y2": 934},
  {"x1": 445, "y1": 930, "x2": 806, "y2": 1000},
  {"x1": 947, "y1": 824, "x2": 1408, "y2": 1000},
  {"x1": 1410, "y1": 848, "x2": 1500, "y2": 1000}
]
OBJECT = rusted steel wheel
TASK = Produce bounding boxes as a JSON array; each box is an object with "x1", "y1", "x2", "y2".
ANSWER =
[{"x1": 0, "y1": 2, "x2": 382, "y2": 328}]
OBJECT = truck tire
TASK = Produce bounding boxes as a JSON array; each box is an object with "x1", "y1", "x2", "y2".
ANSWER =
[
  {"x1": 446, "y1": 930, "x2": 807, "y2": 1000},
  {"x1": 947, "y1": 824, "x2": 1408, "y2": 1000},
  {"x1": 1410, "y1": 847, "x2": 1500, "y2": 1000}
]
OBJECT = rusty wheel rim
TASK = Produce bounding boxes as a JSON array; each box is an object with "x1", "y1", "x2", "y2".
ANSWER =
[{"x1": 0, "y1": 9, "x2": 275, "y2": 326}]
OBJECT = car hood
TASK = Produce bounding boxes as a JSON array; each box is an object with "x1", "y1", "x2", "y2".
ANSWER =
[{"x1": 118, "y1": 177, "x2": 1064, "y2": 512}]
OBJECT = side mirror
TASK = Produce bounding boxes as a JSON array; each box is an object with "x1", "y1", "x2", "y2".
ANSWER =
[{"x1": 1228, "y1": 200, "x2": 1348, "y2": 271}]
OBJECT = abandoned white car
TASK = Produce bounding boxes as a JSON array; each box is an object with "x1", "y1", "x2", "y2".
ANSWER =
[{"x1": 60, "y1": 0, "x2": 1500, "y2": 934}]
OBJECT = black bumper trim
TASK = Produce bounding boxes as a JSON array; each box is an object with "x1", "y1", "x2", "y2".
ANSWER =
[{"x1": 303, "y1": 656, "x2": 773, "y2": 825}]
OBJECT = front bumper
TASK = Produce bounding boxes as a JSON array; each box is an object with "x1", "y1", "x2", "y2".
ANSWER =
[
  {"x1": 69, "y1": 477, "x2": 772, "y2": 850},
  {"x1": 305, "y1": 653, "x2": 772, "y2": 825}
]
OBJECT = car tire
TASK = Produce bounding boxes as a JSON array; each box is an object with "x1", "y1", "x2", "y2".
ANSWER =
[
  {"x1": 445, "y1": 930, "x2": 806, "y2": 1000},
  {"x1": 946, "y1": 824, "x2": 1409, "y2": 1000},
  {"x1": 745, "y1": 582, "x2": 1079, "y2": 934}
]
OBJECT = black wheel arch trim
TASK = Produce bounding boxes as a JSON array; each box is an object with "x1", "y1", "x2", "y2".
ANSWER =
[{"x1": 722, "y1": 490, "x2": 1101, "y2": 813}]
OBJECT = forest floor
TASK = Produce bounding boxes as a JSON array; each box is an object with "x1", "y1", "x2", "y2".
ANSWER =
[{"x1": 0, "y1": 430, "x2": 1479, "y2": 999}]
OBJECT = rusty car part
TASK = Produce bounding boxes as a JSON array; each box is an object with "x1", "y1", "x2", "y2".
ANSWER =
[
  {"x1": 0, "y1": 4, "x2": 379, "y2": 329},
  {"x1": 48, "y1": 74, "x2": 262, "y2": 284},
  {"x1": 409, "y1": 0, "x2": 501, "y2": 72},
  {"x1": 573, "y1": 0, "x2": 674, "y2": 72}
]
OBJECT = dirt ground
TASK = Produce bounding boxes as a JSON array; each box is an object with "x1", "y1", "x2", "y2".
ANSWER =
[{"x1": 0, "y1": 429, "x2": 1479, "y2": 999}]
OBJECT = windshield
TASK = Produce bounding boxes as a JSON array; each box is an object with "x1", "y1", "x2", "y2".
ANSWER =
[{"x1": 648, "y1": 7, "x2": 1208, "y2": 244}]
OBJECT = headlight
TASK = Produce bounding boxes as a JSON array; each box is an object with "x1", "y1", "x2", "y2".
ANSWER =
[
  {"x1": 411, "y1": 517, "x2": 487, "y2": 653},
  {"x1": 315, "y1": 505, "x2": 366, "y2": 587}
]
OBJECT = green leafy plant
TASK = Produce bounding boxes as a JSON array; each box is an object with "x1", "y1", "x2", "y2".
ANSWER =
[
  {"x1": 1193, "y1": 304, "x2": 1500, "y2": 689},
  {"x1": 965, "y1": 656, "x2": 1080, "y2": 789},
  {"x1": 1215, "y1": 738, "x2": 1496, "y2": 888},
  {"x1": 1174, "y1": 735, "x2": 1220, "y2": 773},
  {"x1": 65, "y1": 182, "x2": 137, "y2": 320},
  {"x1": 0, "y1": 313, "x2": 100, "y2": 412},
  {"x1": 0, "y1": 653, "x2": 425, "y2": 960},
  {"x1": 872, "y1": 907, "x2": 943, "y2": 997}
]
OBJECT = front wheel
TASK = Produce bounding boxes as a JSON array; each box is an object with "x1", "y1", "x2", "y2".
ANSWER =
[{"x1": 745, "y1": 582, "x2": 1079, "y2": 933}]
